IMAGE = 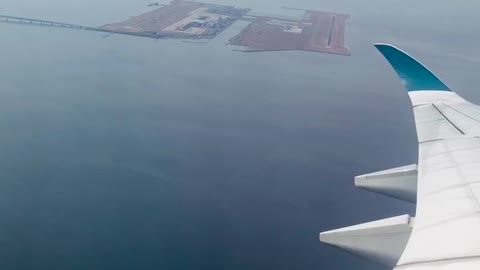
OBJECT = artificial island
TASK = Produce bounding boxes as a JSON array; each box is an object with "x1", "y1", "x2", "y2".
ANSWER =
[{"x1": 0, "y1": 0, "x2": 351, "y2": 55}]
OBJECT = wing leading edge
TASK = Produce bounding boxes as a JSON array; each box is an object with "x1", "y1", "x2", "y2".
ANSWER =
[{"x1": 321, "y1": 44, "x2": 480, "y2": 270}]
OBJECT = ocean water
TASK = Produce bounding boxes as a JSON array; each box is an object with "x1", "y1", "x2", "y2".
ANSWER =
[{"x1": 0, "y1": 0, "x2": 478, "y2": 269}]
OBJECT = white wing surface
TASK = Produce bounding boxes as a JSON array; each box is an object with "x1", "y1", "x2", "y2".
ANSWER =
[{"x1": 320, "y1": 44, "x2": 480, "y2": 270}]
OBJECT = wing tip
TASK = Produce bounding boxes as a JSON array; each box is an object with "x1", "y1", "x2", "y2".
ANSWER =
[
  {"x1": 373, "y1": 43, "x2": 451, "y2": 92},
  {"x1": 373, "y1": 43, "x2": 415, "y2": 60},
  {"x1": 374, "y1": 42, "x2": 396, "y2": 48}
]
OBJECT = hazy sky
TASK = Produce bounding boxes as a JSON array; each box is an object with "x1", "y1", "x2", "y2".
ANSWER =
[{"x1": 0, "y1": 1, "x2": 478, "y2": 270}]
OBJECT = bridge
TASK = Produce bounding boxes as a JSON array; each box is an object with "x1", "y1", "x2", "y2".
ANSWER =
[
  {"x1": 0, "y1": 15, "x2": 91, "y2": 30},
  {"x1": 0, "y1": 14, "x2": 167, "y2": 39}
]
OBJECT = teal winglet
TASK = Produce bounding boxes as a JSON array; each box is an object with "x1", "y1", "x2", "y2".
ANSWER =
[{"x1": 374, "y1": 44, "x2": 451, "y2": 92}]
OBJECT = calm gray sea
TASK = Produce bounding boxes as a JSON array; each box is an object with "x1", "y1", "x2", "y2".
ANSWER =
[{"x1": 0, "y1": 0, "x2": 479, "y2": 269}]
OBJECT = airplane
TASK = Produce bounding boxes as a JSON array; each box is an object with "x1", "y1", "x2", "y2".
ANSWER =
[{"x1": 320, "y1": 44, "x2": 480, "y2": 270}]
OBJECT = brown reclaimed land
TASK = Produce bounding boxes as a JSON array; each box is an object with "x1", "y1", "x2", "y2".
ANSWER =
[
  {"x1": 230, "y1": 11, "x2": 351, "y2": 55},
  {"x1": 98, "y1": 0, "x2": 350, "y2": 54},
  {"x1": 303, "y1": 11, "x2": 351, "y2": 55},
  {"x1": 230, "y1": 19, "x2": 306, "y2": 51},
  {"x1": 100, "y1": 0, "x2": 204, "y2": 34}
]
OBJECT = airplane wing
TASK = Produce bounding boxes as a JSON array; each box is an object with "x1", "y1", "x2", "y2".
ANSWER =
[{"x1": 320, "y1": 44, "x2": 480, "y2": 270}]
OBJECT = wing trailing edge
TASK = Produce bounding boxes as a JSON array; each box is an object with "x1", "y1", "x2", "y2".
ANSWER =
[
  {"x1": 320, "y1": 215, "x2": 413, "y2": 267},
  {"x1": 355, "y1": 164, "x2": 417, "y2": 203},
  {"x1": 320, "y1": 164, "x2": 417, "y2": 266}
]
